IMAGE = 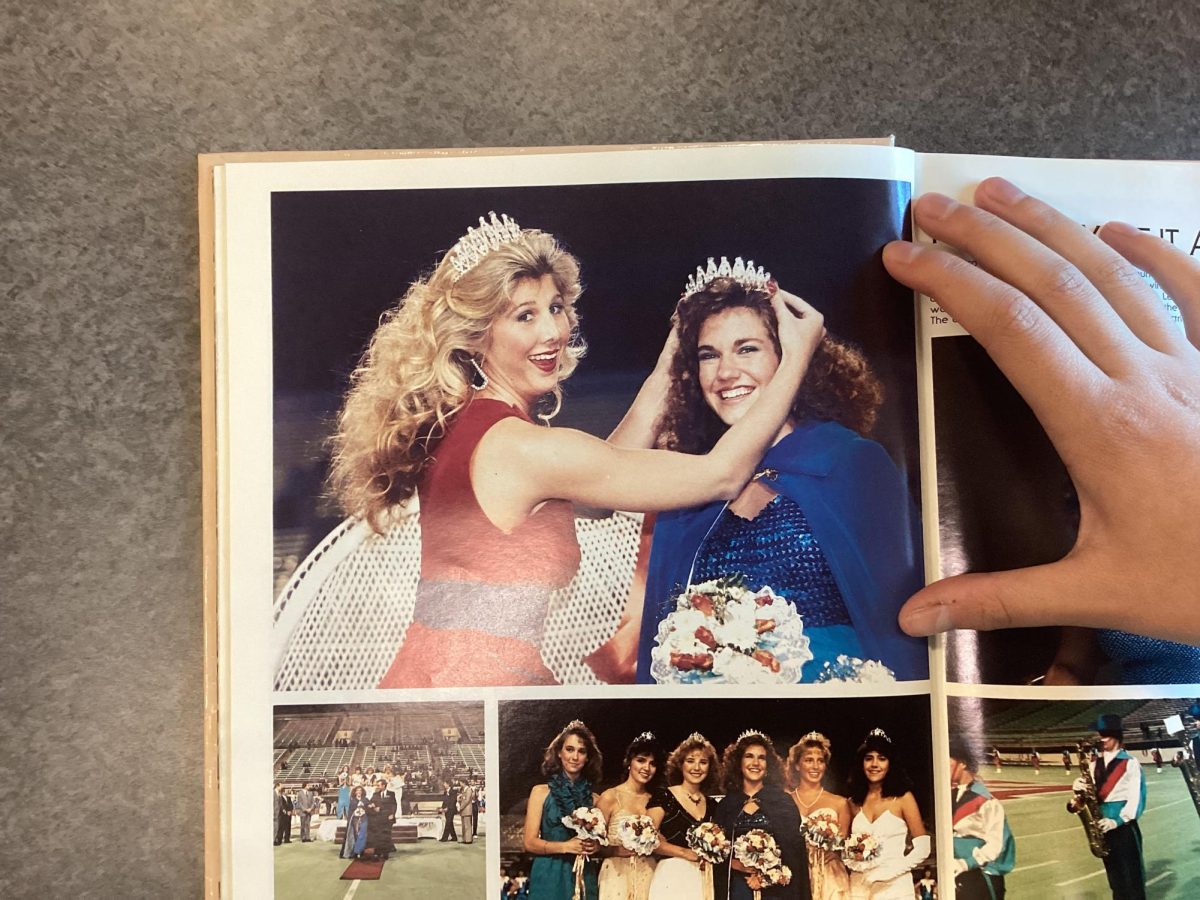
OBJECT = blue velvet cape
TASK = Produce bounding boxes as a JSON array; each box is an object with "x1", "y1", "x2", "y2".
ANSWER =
[{"x1": 637, "y1": 420, "x2": 928, "y2": 682}]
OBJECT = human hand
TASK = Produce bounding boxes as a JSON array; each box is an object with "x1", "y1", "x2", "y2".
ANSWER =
[
  {"x1": 771, "y1": 287, "x2": 826, "y2": 371},
  {"x1": 1071, "y1": 777, "x2": 1088, "y2": 794},
  {"x1": 883, "y1": 177, "x2": 1200, "y2": 644},
  {"x1": 1098, "y1": 817, "x2": 1119, "y2": 833},
  {"x1": 745, "y1": 872, "x2": 765, "y2": 890}
]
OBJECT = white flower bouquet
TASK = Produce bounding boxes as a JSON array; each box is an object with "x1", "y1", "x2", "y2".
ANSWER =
[
  {"x1": 650, "y1": 576, "x2": 812, "y2": 684},
  {"x1": 615, "y1": 814, "x2": 659, "y2": 856},
  {"x1": 841, "y1": 831, "x2": 882, "y2": 871},
  {"x1": 815, "y1": 654, "x2": 896, "y2": 684},
  {"x1": 686, "y1": 821, "x2": 731, "y2": 865}
]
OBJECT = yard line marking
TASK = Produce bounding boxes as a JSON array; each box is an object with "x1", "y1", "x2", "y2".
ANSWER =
[
  {"x1": 1011, "y1": 860, "x2": 1060, "y2": 873},
  {"x1": 1017, "y1": 825, "x2": 1082, "y2": 839},
  {"x1": 1146, "y1": 871, "x2": 1173, "y2": 887},
  {"x1": 1056, "y1": 869, "x2": 1107, "y2": 887},
  {"x1": 343, "y1": 880, "x2": 361, "y2": 900},
  {"x1": 1144, "y1": 798, "x2": 1189, "y2": 815}
]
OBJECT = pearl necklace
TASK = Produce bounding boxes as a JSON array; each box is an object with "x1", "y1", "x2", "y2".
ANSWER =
[{"x1": 793, "y1": 786, "x2": 824, "y2": 812}]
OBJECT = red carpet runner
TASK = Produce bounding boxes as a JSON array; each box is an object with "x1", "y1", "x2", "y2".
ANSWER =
[{"x1": 340, "y1": 857, "x2": 385, "y2": 880}]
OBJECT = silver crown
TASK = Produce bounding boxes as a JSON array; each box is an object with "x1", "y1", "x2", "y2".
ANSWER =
[
  {"x1": 633, "y1": 731, "x2": 656, "y2": 743},
  {"x1": 561, "y1": 719, "x2": 587, "y2": 735},
  {"x1": 800, "y1": 731, "x2": 829, "y2": 744},
  {"x1": 683, "y1": 256, "x2": 772, "y2": 296},
  {"x1": 737, "y1": 728, "x2": 771, "y2": 744},
  {"x1": 867, "y1": 727, "x2": 892, "y2": 742},
  {"x1": 448, "y1": 212, "x2": 524, "y2": 282},
  {"x1": 685, "y1": 732, "x2": 708, "y2": 744}
]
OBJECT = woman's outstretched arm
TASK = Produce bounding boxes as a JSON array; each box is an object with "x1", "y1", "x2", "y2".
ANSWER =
[{"x1": 883, "y1": 177, "x2": 1200, "y2": 644}]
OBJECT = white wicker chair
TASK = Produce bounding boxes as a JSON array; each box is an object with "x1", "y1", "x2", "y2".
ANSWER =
[{"x1": 272, "y1": 501, "x2": 645, "y2": 690}]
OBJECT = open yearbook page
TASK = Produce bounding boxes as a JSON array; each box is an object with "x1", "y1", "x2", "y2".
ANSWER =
[{"x1": 201, "y1": 142, "x2": 1200, "y2": 900}]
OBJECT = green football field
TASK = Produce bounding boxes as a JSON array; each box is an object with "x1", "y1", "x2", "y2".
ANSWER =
[
  {"x1": 995, "y1": 762, "x2": 1199, "y2": 898},
  {"x1": 273, "y1": 829, "x2": 485, "y2": 899}
]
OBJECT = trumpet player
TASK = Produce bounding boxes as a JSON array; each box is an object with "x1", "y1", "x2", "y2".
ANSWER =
[{"x1": 1067, "y1": 714, "x2": 1146, "y2": 900}]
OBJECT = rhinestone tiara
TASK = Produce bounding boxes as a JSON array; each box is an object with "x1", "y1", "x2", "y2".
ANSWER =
[
  {"x1": 737, "y1": 728, "x2": 770, "y2": 744},
  {"x1": 632, "y1": 731, "x2": 656, "y2": 743},
  {"x1": 683, "y1": 256, "x2": 772, "y2": 297},
  {"x1": 867, "y1": 727, "x2": 891, "y2": 742},
  {"x1": 800, "y1": 731, "x2": 828, "y2": 744},
  {"x1": 448, "y1": 211, "x2": 524, "y2": 282},
  {"x1": 685, "y1": 732, "x2": 708, "y2": 744}
]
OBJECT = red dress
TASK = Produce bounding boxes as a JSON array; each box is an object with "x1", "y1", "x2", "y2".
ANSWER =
[{"x1": 378, "y1": 398, "x2": 581, "y2": 687}]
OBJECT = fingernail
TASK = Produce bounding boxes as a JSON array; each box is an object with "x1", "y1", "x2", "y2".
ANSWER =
[
  {"x1": 900, "y1": 602, "x2": 953, "y2": 636},
  {"x1": 883, "y1": 241, "x2": 921, "y2": 265},
  {"x1": 918, "y1": 193, "x2": 957, "y2": 220},
  {"x1": 1099, "y1": 220, "x2": 1140, "y2": 238},
  {"x1": 980, "y1": 177, "x2": 1025, "y2": 205}
]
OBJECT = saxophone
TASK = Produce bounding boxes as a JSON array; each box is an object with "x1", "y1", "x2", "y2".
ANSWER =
[
  {"x1": 1174, "y1": 719, "x2": 1200, "y2": 821},
  {"x1": 1071, "y1": 742, "x2": 1110, "y2": 859}
]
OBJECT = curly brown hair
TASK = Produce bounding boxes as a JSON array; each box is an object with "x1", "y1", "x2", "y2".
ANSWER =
[
  {"x1": 664, "y1": 734, "x2": 722, "y2": 795},
  {"x1": 540, "y1": 721, "x2": 604, "y2": 785},
  {"x1": 657, "y1": 278, "x2": 883, "y2": 454},
  {"x1": 721, "y1": 731, "x2": 785, "y2": 794}
]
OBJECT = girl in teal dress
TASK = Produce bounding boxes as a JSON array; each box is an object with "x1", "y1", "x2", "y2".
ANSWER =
[{"x1": 524, "y1": 721, "x2": 605, "y2": 900}]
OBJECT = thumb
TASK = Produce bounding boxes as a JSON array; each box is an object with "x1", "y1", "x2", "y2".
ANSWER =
[{"x1": 897, "y1": 561, "x2": 1094, "y2": 635}]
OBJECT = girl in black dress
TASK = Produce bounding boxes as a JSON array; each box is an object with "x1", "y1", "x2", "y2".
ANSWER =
[{"x1": 647, "y1": 733, "x2": 722, "y2": 900}]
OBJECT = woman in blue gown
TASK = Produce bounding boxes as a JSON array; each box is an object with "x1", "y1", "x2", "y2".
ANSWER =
[
  {"x1": 340, "y1": 786, "x2": 368, "y2": 859},
  {"x1": 524, "y1": 721, "x2": 604, "y2": 900},
  {"x1": 628, "y1": 262, "x2": 926, "y2": 683},
  {"x1": 712, "y1": 730, "x2": 810, "y2": 900}
]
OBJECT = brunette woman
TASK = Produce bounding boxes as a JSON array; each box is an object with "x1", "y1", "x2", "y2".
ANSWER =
[
  {"x1": 524, "y1": 721, "x2": 604, "y2": 900},
  {"x1": 598, "y1": 732, "x2": 663, "y2": 899},
  {"x1": 844, "y1": 730, "x2": 928, "y2": 900},
  {"x1": 713, "y1": 731, "x2": 811, "y2": 900}
]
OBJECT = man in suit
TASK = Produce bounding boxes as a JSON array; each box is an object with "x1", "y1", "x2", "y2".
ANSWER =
[
  {"x1": 295, "y1": 782, "x2": 319, "y2": 842},
  {"x1": 949, "y1": 738, "x2": 1015, "y2": 900},
  {"x1": 1068, "y1": 714, "x2": 1147, "y2": 900},
  {"x1": 438, "y1": 782, "x2": 459, "y2": 842},
  {"x1": 456, "y1": 781, "x2": 477, "y2": 844},
  {"x1": 273, "y1": 782, "x2": 294, "y2": 845}
]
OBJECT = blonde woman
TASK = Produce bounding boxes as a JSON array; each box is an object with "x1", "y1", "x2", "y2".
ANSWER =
[
  {"x1": 331, "y1": 214, "x2": 824, "y2": 688},
  {"x1": 787, "y1": 733, "x2": 850, "y2": 900}
]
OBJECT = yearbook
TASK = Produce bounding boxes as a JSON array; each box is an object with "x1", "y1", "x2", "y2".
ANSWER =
[{"x1": 200, "y1": 142, "x2": 1200, "y2": 899}]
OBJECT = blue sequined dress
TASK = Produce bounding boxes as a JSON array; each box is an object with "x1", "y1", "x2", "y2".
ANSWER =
[
  {"x1": 691, "y1": 492, "x2": 863, "y2": 682},
  {"x1": 1095, "y1": 630, "x2": 1200, "y2": 684}
]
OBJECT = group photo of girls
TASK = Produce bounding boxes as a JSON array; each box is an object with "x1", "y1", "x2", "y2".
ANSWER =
[
  {"x1": 498, "y1": 695, "x2": 934, "y2": 900},
  {"x1": 268, "y1": 166, "x2": 927, "y2": 691}
]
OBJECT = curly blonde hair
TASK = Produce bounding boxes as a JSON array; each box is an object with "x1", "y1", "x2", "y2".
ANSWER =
[
  {"x1": 329, "y1": 229, "x2": 584, "y2": 532},
  {"x1": 657, "y1": 278, "x2": 883, "y2": 454}
]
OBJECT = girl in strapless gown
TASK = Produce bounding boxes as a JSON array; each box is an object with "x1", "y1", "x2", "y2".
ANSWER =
[
  {"x1": 786, "y1": 732, "x2": 851, "y2": 900},
  {"x1": 844, "y1": 730, "x2": 929, "y2": 900},
  {"x1": 599, "y1": 733, "x2": 662, "y2": 900},
  {"x1": 647, "y1": 733, "x2": 722, "y2": 900}
]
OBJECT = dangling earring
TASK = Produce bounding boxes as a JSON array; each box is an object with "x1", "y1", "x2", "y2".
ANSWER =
[
  {"x1": 469, "y1": 357, "x2": 489, "y2": 390},
  {"x1": 536, "y1": 391, "x2": 562, "y2": 425}
]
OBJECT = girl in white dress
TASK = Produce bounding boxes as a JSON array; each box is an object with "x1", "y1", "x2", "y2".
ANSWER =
[
  {"x1": 648, "y1": 733, "x2": 722, "y2": 900},
  {"x1": 786, "y1": 732, "x2": 851, "y2": 900},
  {"x1": 844, "y1": 729, "x2": 929, "y2": 900},
  {"x1": 599, "y1": 732, "x2": 662, "y2": 900}
]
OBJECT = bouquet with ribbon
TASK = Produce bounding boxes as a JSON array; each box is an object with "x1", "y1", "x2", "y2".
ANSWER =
[
  {"x1": 615, "y1": 814, "x2": 659, "y2": 856},
  {"x1": 686, "y1": 820, "x2": 731, "y2": 866},
  {"x1": 801, "y1": 811, "x2": 843, "y2": 852},
  {"x1": 840, "y1": 831, "x2": 882, "y2": 872},
  {"x1": 733, "y1": 828, "x2": 791, "y2": 900},
  {"x1": 560, "y1": 806, "x2": 608, "y2": 900}
]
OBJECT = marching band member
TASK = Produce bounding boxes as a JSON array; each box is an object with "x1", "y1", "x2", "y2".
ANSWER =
[{"x1": 948, "y1": 738, "x2": 1014, "y2": 900}]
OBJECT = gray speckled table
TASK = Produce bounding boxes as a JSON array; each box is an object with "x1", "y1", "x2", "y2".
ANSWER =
[{"x1": 2, "y1": 0, "x2": 1197, "y2": 896}]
